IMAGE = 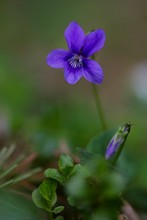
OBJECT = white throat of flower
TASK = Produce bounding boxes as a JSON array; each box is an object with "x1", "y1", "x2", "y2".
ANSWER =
[{"x1": 68, "y1": 55, "x2": 83, "y2": 68}]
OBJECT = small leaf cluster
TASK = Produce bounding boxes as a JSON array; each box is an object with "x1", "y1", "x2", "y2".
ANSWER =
[
  {"x1": 32, "y1": 154, "x2": 81, "y2": 219},
  {"x1": 32, "y1": 179, "x2": 64, "y2": 216}
]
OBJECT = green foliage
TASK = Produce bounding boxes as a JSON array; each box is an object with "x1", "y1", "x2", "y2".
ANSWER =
[
  {"x1": 44, "y1": 168, "x2": 66, "y2": 184},
  {"x1": 32, "y1": 188, "x2": 49, "y2": 210},
  {"x1": 32, "y1": 179, "x2": 64, "y2": 215},
  {"x1": 32, "y1": 153, "x2": 82, "y2": 218},
  {"x1": 0, "y1": 190, "x2": 41, "y2": 220},
  {"x1": 66, "y1": 157, "x2": 124, "y2": 219},
  {"x1": 58, "y1": 154, "x2": 74, "y2": 176},
  {"x1": 0, "y1": 145, "x2": 42, "y2": 220},
  {"x1": 32, "y1": 150, "x2": 129, "y2": 219},
  {"x1": 39, "y1": 179, "x2": 57, "y2": 208},
  {"x1": 87, "y1": 128, "x2": 116, "y2": 156},
  {"x1": 32, "y1": 125, "x2": 145, "y2": 219}
]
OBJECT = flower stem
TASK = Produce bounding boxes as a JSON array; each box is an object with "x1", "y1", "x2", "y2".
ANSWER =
[{"x1": 92, "y1": 84, "x2": 107, "y2": 131}]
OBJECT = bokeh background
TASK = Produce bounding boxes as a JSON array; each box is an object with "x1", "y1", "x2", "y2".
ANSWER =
[{"x1": 0, "y1": 0, "x2": 147, "y2": 173}]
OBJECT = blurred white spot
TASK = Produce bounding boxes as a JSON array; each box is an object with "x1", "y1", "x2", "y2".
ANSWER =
[{"x1": 129, "y1": 62, "x2": 147, "y2": 102}]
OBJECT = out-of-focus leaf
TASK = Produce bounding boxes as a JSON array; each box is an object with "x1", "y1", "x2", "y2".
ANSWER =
[
  {"x1": 102, "y1": 172, "x2": 125, "y2": 198},
  {"x1": 55, "y1": 216, "x2": 64, "y2": 220},
  {"x1": 87, "y1": 128, "x2": 116, "y2": 156},
  {"x1": 85, "y1": 156, "x2": 109, "y2": 178},
  {"x1": 91, "y1": 210, "x2": 117, "y2": 220},
  {"x1": 58, "y1": 154, "x2": 74, "y2": 176},
  {"x1": 68, "y1": 164, "x2": 82, "y2": 177},
  {"x1": 77, "y1": 147, "x2": 96, "y2": 164},
  {"x1": 66, "y1": 175, "x2": 90, "y2": 201},
  {"x1": 125, "y1": 187, "x2": 147, "y2": 212},
  {"x1": 53, "y1": 206, "x2": 64, "y2": 214},
  {"x1": 0, "y1": 189, "x2": 41, "y2": 220},
  {"x1": 67, "y1": 196, "x2": 77, "y2": 206}
]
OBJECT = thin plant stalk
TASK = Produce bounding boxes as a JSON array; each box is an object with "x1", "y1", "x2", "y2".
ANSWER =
[
  {"x1": 91, "y1": 54, "x2": 107, "y2": 131},
  {"x1": 92, "y1": 83, "x2": 107, "y2": 131}
]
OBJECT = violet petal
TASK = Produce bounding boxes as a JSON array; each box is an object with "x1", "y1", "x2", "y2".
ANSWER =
[
  {"x1": 105, "y1": 139, "x2": 120, "y2": 159},
  {"x1": 82, "y1": 29, "x2": 106, "y2": 57},
  {"x1": 64, "y1": 21, "x2": 85, "y2": 54},
  {"x1": 46, "y1": 49, "x2": 70, "y2": 68},
  {"x1": 83, "y1": 59, "x2": 103, "y2": 84},
  {"x1": 64, "y1": 63, "x2": 83, "y2": 84}
]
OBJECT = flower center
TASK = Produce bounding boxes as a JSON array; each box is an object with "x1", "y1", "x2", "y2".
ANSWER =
[{"x1": 68, "y1": 55, "x2": 83, "y2": 69}]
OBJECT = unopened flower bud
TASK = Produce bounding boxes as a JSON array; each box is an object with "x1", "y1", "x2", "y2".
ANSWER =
[{"x1": 105, "y1": 123, "x2": 131, "y2": 160}]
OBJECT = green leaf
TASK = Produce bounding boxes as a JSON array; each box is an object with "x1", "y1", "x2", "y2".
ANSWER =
[
  {"x1": 32, "y1": 188, "x2": 49, "y2": 211},
  {"x1": 87, "y1": 128, "x2": 116, "y2": 156},
  {"x1": 58, "y1": 154, "x2": 74, "y2": 176},
  {"x1": 39, "y1": 179, "x2": 57, "y2": 207},
  {"x1": 0, "y1": 189, "x2": 42, "y2": 220},
  {"x1": 44, "y1": 168, "x2": 65, "y2": 183},
  {"x1": 91, "y1": 210, "x2": 113, "y2": 220},
  {"x1": 102, "y1": 172, "x2": 125, "y2": 198},
  {"x1": 66, "y1": 175, "x2": 89, "y2": 199},
  {"x1": 53, "y1": 206, "x2": 64, "y2": 214},
  {"x1": 67, "y1": 196, "x2": 77, "y2": 206},
  {"x1": 68, "y1": 164, "x2": 82, "y2": 177},
  {"x1": 77, "y1": 147, "x2": 96, "y2": 164},
  {"x1": 125, "y1": 187, "x2": 147, "y2": 212}
]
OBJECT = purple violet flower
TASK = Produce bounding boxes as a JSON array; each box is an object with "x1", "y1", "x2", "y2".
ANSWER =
[{"x1": 46, "y1": 21, "x2": 106, "y2": 84}]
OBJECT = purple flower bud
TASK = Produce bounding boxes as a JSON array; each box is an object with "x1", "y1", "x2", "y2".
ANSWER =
[{"x1": 105, "y1": 123, "x2": 131, "y2": 160}]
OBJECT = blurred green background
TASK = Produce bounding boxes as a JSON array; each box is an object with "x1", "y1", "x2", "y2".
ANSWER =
[{"x1": 0, "y1": 0, "x2": 147, "y2": 165}]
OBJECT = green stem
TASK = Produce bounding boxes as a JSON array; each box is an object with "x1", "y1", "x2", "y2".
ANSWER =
[
  {"x1": 48, "y1": 212, "x2": 54, "y2": 220},
  {"x1": 92, "y1": 84, "x2": 107, "y2": 131}
]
